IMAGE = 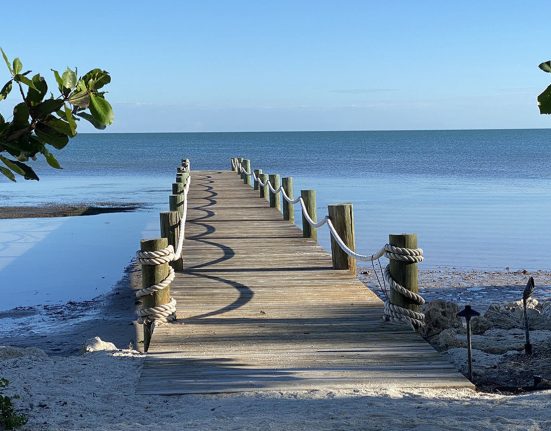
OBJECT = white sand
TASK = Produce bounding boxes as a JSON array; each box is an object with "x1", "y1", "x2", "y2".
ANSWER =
[
  {"x1": 1, "y1": 346, "x2": 550, "y2": 431},
  {"x1": 3, "y1": 269, "x2": 551, "y2": 430}
]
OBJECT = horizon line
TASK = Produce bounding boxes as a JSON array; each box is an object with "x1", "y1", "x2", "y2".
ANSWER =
[{"x1": 79, "y1": 127, "x2": 551, "y2": 135}]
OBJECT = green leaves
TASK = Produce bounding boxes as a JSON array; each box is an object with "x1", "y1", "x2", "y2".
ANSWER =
[
  {"x1": 65, "y1": 105, "x2": 76, "y2": 135},
  {"x1": 538, "y1": 85, "x2": 551, "y2": 115},
  {"x1": 82, "y1": 69, "x2": 111, "y2": 91},
  {"x1": 89, "y1": 93, "x2": 114, "y2": 127},
  {"x1": 34, "y1": 99, "x2": 64, "y2": 118},
  {"x1": 0, "y1": 166, "x2": 15, "y2": 181},
  {"x1": 0, "y1": 50, "x2": 113, "y2": 181},
  {"x1": 0, "y1": 81, "x2": 12, "y2": 102},
  {"x1": 538, "y1": 61, "x2": 551, "y2": 115},
  {"x1": 35, "y1": 123, "x2": 69, "y2": 149},
  {"x1": 42, "y1": 147, "x2": 62, "y2": 169},
  {"x1": 1, "y1": 48, "x2": 13, "y2": 75},
  {"x1": 11, "y1": 103, "x2": 29, "y2": 129},
  {"x1": 76, "y1": 112, "x2": 106, "y2": 130},
  {"x1": 62, "y1": 68, "x2": 77, "y2": 89},
  {"x1": 68, "y1": 89, "x2": 90, "y2": 108},
  {"x1": 26, "y1": 74, "x2": 48, "y2": 105},
  {"x1": 539, "y1": 61, "x2": 551, "y2": 73},
  {"x1": 12, "y1": 58, "x2": 22, "y2": 75},
  {"x1": 0, "y1": 155, "x2": 39, "y2": 180}
]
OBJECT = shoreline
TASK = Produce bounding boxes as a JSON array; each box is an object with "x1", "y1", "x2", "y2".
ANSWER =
[
  {"x1": 0, "y1": 261, "x2": 141, "y2": 355},
  {"x1": 2, "y1": 266, "x2": 551, "y2": 355},
  {"x1": 0, "y1": 203, "x2": 144, "y2": 219},
  {"x1": 359, "y1": 266, "x2": 551, "y2": 311}
]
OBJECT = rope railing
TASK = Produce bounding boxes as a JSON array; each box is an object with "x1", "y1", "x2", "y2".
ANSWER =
[
  {"x1": 135, "y1": 160, "x2": 191, "y2": 328},
  {"x1": 231, "y1": 157, "x2": 425, "y2": 329}
]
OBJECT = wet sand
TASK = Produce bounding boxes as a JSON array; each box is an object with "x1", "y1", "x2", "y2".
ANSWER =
[
  {"x1": 0, "y1": 262, "x2": 142, "y2": 355},
  {"x1": 0, "y1": 203, "x2": 143, "y2": 219}
]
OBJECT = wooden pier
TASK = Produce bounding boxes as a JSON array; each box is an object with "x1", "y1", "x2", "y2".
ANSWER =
[{"x1": 136, "y1": 169, "x2": 472, "y2": 395}]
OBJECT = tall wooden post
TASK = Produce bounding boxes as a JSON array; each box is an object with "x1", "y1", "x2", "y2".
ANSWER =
[
  {"x1": 253, "y1": 169, "x2": 262, "y2": 190},
  {"x1": 282, "y1": 177, "x2": 294, "y2": 222},
  {"x1": 328, "y1": 203, "x2": 356, "y2": 274},
  {"x1": 172, "y1": 183, "x2": 184, "y2": 195},
  {"x1": 237, "y1": 157, "x2": 244, "y2": 175},
  {"x1": 160, "y1": 211, "x2": 183, "y2": 271},
  {"x1": 301, "y1": 190, "x2": 317, "y2": 240},
  {"x1": 140, "y1": 238, "x2": 171, "y2": 352},
  {"x1": 176, "y1": 172, "x2": 189, "y2": 185},
  {"x1": 269, "y1": 174, "x2": 281, "y2": 211},
  {"x1": 389, "y1": 233, "x2": 419, "y2": 314},
  {"x1": 231, "y1": 157, "x2": 236, "y2": 172},
  {"x1": 169, "y1": 194, "x2": 184, "y2": 216},
  {"x1": 243, "y1": 159, "x2": 251, "y2": 185},
  {"x1": 259, "y1": 173, "x2": 269, "y2": 201}
]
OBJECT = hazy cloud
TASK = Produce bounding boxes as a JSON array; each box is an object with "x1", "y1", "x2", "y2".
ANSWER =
[{"x1": 330, "y1": 88, "x2": 398, "y2": 94}]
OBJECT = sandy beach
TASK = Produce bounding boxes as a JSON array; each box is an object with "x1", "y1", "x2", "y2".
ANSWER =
[
  {"x1": 2, "y1": 266, "x2": 551, "y2": 430},
  {"x1": 2, "y1": 347, "x2": 550, "y2": 431}
]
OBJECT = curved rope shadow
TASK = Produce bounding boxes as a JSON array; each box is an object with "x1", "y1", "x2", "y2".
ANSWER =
[
  {"x1": 176, "y1": 173, "x2": 250, "y2": 318},
  {"x1": 177, "y1": 271, "x2": 253, "y2": 320}
]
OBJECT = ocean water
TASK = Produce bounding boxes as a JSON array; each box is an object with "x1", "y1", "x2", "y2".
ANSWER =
[{"x1": 0, "y1": 129, "x2": 550, "y2": 310}]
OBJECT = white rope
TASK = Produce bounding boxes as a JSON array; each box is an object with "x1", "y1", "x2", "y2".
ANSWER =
[
  {"x1": 173, "y1": 174, "x2": 191, "y2": 259},
  {"x1": 280, "y1": 187, "x2": 301, "y2": 204},
  {"x1": 136, "y1": 298, "x2": 177, "y2": 324},
  {"x1": 232, "y1": 157, "x2": 425, "y2": 328},
  {"x1": 135, "y1": 161, "x2": 192, "y2": 325}
]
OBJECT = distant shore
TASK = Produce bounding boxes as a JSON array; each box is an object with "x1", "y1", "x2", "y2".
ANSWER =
[{"x1": 0, "y1": 203, "x2": 143, "y2": 219}]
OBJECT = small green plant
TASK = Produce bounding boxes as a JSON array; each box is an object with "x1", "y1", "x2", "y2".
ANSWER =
[
  {"x1": 0, "y1": 48, "x2": 113, "y2": 181},
  {"x1": 0, "y1": 378, "x2": 27, "y2": 430}
]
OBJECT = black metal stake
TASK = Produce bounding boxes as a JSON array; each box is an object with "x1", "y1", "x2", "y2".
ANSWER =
[
  {"x1": 523, "y1": 277, "x2": 535, "y2": 355},
  {"x1": 457, "y1": 305, "x2": 480, "y2": 382}
]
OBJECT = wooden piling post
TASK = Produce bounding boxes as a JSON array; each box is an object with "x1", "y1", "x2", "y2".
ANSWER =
[
  {"x1": 282, "y1": 177, "x2": 294, "y2": 222},
  {"x1": 242, "y1": 159, "x2": 251, "y2": 186},
  {"x1": 389, "y1": 233, "x2": 419, "y2": 314},
  {"x1": 176, "y1": 172, "x2": 189, "y2": 184},
  {"x1": 237, "y1": 157, "x2": 244, "y2": 175},
  {"x1": 328, "y1": 203, "x2": 356, "y2": 274},
  {"x1": 169, "y1": 194, "x2": 184, "y2": 216},
  {"x1": 301, "y1": 190, "x2": 317, "y2": 240},
  {"x1": 140, "y1": 238, "x2": 171, "y2": 352},
  {"x1": 172, "y1": 183, "x2": 184, "y2": 195},
  {"x1": 253, "y1": 169, "x2": 262, "y2": 190},
  {"x1": 160, "y1": 211, "x2": 183, "y2": 271},
  {"x1": 231, "y1": 157, "x2": 236, "y2": 172},
  {"x1": 269, "y1": 174, "x2": 281, "y2": 211},
  {"x1": 259, "y1": 173, "x2": 269, "y2": 200}
]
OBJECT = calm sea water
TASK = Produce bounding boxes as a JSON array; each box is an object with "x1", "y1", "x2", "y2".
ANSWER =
[{"x1": 1, "y1": 129, "x2": 550, "y2": 309}]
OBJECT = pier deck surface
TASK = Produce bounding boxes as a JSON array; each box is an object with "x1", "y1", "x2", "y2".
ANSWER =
[{"x1": 137, "y1": 170, "x2": 472, "y2": 394}]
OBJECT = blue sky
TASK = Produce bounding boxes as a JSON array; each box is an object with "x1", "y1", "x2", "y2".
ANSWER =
[{"x1": 1, "y1": 1, "x2": 550, "y2": 132}]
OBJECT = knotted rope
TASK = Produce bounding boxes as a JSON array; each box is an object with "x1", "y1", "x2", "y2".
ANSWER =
[
  {"x1": 135, "y1": 162, "x2": 191, "y2": 325},
  {"x1": 232, "y1": 157, "x2": 426, "y2": 329},
  {"x1": 381, "y1": 245, "x2": 425, "y2": 329}
]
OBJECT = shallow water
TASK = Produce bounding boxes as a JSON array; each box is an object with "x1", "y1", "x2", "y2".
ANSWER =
[{"x1": 0, "y1": 129, "x2": 550, "y2": 311}]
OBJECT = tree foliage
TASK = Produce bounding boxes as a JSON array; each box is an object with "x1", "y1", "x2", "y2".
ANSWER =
[
  {"x1": 537, "y1": 60, "x2": 551, "y2": 115},
  {"x1": 0, "y1": 49, "x2": 113, "y2": 181}
]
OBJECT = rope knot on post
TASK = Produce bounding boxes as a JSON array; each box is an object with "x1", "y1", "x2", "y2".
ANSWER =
[
  {"x1": 136, "y1": 244, "x2": 177, "y2": 324},
  {"x1": 382, "y1": 244, "x2": 425, "y2": 329}
]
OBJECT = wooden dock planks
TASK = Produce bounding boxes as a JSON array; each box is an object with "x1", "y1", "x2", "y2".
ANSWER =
[{"x1": 136, "y1": 170, "x2": 472, "y2": 394}]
